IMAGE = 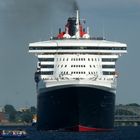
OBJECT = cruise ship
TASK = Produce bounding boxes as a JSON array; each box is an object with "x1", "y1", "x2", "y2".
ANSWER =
[{"x1": 29, "y1": 11, "x2": 127, "y2": 131}]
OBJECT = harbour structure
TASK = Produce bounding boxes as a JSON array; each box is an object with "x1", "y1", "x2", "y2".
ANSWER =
[{"x1": 29, "y1": 11, "x2": 127, "y2": 131}]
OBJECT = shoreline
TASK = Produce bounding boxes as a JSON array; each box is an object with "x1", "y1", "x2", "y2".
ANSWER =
[{"x1": 0, "y1": 123, "x2": 31, "y2": 126}]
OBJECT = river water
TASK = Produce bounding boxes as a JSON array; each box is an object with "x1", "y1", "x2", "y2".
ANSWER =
[{"x1": 0, "y1": 125, "x2": 140, "y2": 140}]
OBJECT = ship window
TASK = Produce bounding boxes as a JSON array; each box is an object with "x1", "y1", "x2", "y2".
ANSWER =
[
  {"x1": 63, "y1": 58, "x2": 65, "y2": 61},
  {"x1": 61, "y1": 65, "x2": 63, "y2": 67},
  {"x1": 38, "y1": 58, "x2": 54, "y2": 61},
  {"x1": 102, "y1": 65, "x2": 115, "y2": 68},
  {"x1": 103, "y1": 71, "x2": 115, "y2": 75},
  {"x1": 102, "y1": 58, "x2": 117, "y2": 62},
  {"x1": 41, "y1": 71, "x2": 53, "y2": 75},
  {"x1": 65, "y1": 65, "x2": 67, "y2": 67},
  {"x1": 88, "y1": 58, "x2": 90, "y2": 61},
  {"x1": 41, "y1": 65, "x2": 54, "y2": 68},
  {"x1": 90, "y1": 65, "x2": 92, "y2": 68},
  {"x1": 67, "y1": 58, "x2": 68, "y2": 61}
]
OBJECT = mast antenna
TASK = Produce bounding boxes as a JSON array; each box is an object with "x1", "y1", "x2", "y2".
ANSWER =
[{"x1": 75, "y1": 10, "x2": 80, "y2": 39}]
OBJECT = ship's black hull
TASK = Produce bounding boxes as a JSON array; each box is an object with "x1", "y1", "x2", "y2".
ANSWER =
[{"x1": 37, "y1": 85, "x2": 115, "y2": 131}]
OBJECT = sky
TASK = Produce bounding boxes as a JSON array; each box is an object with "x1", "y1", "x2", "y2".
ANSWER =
[{"x1": 0, "y1": 0, "x2": 140, "y2": 108}]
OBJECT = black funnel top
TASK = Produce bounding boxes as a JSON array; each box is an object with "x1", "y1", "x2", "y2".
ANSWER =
[{"x1": 67, "y1": 17, "x2": 76, "y2": 36}]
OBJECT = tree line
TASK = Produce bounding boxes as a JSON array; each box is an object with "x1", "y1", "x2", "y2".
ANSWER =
[
  {"x1": 3, "y1": 104, "x2": 37, "y2": 123},
  {"x1": 3, "y1": 103, "x2": 140, "y2": 123}
]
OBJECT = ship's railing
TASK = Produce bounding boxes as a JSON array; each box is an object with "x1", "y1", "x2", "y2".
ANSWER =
[
  {"x1": 42, "y1": 77, "x2": 115, "y2": 86},
  {"x1": 51, "y1": 37, "x2": 105, "y2": 40}
]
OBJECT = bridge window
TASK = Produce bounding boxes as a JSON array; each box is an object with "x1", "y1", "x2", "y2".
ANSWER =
[
  {"x1": 38, "y1": 58, "x2": 54, "y2": 61},
  {"x1": 41, "y1": 71, "x2": 53, "y2": 75},
  {"x1": 103, "y1": 71, "x2": 115, "y2": 75},
  {"x1": 41, "y1": 65, "x2": 54, "y2": 68},
  {"x1": 30, "y1": 47, "x2": 126, "y2": 50},
  {"x1": 102, "y1": 65, "x2": 115, "y2": 68},
  {"x1": 102, "y1": 58, "x2": 117, "y2": 62}
]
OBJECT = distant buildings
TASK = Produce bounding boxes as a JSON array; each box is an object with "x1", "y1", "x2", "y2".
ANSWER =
[
  {"x1": 0, "y1": 112, "x2": 9, "y2": 124},
  {"x1": 19, "y1": 107, "x2": 29, "y2": 112}
]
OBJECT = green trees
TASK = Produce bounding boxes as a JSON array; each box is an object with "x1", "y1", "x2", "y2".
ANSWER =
[
  {"x1": 30, "y1": 106, "x2": 37, "y2": 114},
  {"x1": 126, "y1": 103, "x2": 140, "y2": 107},
  {"x1": 21, "y1": 110, "x2": 33, "y2": 123},
  {"x1": 4, "y1": 104, "x2": 37, "y2": 123},
  {"x1": 4, "y1": 104, "x2": 17, "y2": 122},
  {"x1": 21, "y1": 107, "x2": 37, "y2": 123},
  {"x1": 115, "y1": 109, "x2": 136, "y2": 115}
]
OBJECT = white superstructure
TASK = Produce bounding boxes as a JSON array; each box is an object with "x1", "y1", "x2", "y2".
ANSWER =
[{"x1": 29, "y1": 11, "x2": 127, "y2": 94}]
